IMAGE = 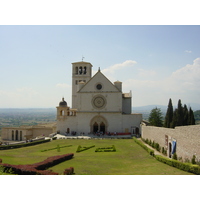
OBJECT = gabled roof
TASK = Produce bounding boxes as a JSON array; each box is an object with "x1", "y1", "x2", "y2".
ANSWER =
[{"x1": 78, "y1": 70, "x2": 120, "y2": 93}]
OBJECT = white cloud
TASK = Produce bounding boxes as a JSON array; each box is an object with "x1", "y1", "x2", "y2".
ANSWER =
[
  {"x1": 138, "y1": 68, "x2": 156, "y2": 77},
  {"x1": 185, "y1": 50, "x2": 192, "y2": 53},
  {"x1": 170, "y1": 57, "x2": 200, "y2": 90},
  {"x1": 56, "y1": 83, "x2": 71, "y2": 88},
  {"x1": 102, "y1": 60, "x2": 137, "y2": 75},
  {"x1": 122, "y1": 57, "x2": 200, "y2": 106}
]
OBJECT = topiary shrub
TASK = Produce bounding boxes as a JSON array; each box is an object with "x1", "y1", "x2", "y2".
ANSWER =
[
  {"x1": 172, "y1": 153, "x2": 178, "y2": 160},
  {"x1": 191, "y1": 155, "x2": 196, "y2": 164}
]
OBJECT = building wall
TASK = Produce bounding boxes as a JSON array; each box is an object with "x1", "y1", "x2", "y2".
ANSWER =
[
  {"x1": 1, "y1": 125, "x2": 55, "y2": 141},
  {"x1": 142, "y1": 125, "x2": 200, "y2": 162},
  {"x1": 56, "y1": 112, "x2": 142, "y2": 134}
]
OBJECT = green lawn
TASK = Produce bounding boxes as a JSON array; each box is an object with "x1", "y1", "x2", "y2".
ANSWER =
[{"x1": 0, "y1": 138, "x2": 193, "y2": 175}]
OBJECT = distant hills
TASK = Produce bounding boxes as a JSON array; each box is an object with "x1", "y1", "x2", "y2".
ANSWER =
[{"x1": 133, "y1": 103, "x2": 200, "y2": 112}]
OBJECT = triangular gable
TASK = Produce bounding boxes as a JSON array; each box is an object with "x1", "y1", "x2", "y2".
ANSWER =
[{"x1": 78, "y1": 70, "x2": 120, "y2": 93}]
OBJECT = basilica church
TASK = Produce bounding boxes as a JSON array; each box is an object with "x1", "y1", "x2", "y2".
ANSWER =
[{"x1": 56, "y1": 61, "x2": 142, "y2": 135}]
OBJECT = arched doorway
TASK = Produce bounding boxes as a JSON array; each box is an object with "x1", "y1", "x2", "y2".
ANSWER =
[
  {"x1": 20, "y1": 131, "x2": 22, "y2": 141},
  {"x1": 169, "y1": 142, "x2": 172, "y2": 158},
  {"x1": 12, "y1": 131, "x2": 14, "y2": 140},
  {"x1": 90, "y1": 116, "x2": 108, "y2": 133},
  {"x1": 93, "y1": 122, "x2": 98, "y2": 133},
  {"x1": 15, "y1": 130, "x2": 18, "y2": 141},
  {"x1": 100, "y1": 122, "x2": 105, "y2": 133}
]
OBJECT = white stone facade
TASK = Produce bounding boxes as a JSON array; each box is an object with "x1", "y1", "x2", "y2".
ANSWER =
[{"x1": 56, "y1": 61, "x2": 142, "y2": 135}]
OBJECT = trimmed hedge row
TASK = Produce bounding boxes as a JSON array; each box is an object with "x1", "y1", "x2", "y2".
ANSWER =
[
  {"x1": 41, "y1": 145, "x2": 72, "y2": 152},
  {"x1": 0, "y1": 153, "x2": 74, "y2": 175},
  {"x1": 133, "y1": 138, "x2": 154, "y2": 156},
  {"x1": 0, "y1": 139, "x2": 51, "y2": 150},
  {"x1": 95, "y1": 145, "x2": 116, "y2": 152},
  {"x1": 155, "y1": 155, "x2": 200, "y2": 175},
  {"x1": 133, "y1": 138, "x2": 200, "y2": 175},
  {"x1": 76, "y1": 145, "x2": 95, "y2": 153}
]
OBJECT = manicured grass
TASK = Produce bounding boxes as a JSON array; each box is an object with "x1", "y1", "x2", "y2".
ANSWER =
[{"x1": 0, "y1": 138, "x2": 193, "y2": 175}]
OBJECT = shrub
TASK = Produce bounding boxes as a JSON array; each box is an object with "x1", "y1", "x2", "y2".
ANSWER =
[
  {"x1": 172, "y1": 153, "x2": 178, "y2": 160},
  {"x1": 155, "y1": 155, "x2": 200, "y2": 175},
  {"x1": 133, "y1": 138, "x2": 154, "y2": 157},
  {"x1": 64, "y1": 167, "x2": 74, "y2": 175},
  {"x1": 95, "y1": 145, "x2": 116, "y2": 152},
  {"x1": 191, "y1": 155, "x2": 196, "y2": 164},
  {"x1": 0, "y1": 139, "x2": 51, "y2": 150},
  {"x1": 0, "y1": 153, "x2": 74, "y2": 175},
  {"x1": 76, "y1": 145, "x2": 95, "y2": 153}
]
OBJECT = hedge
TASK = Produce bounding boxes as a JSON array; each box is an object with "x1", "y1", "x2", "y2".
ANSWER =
[
  {"x1": 41, "y1": 145, "x2": 72, "y2": 152},
  {"x1": 0, "y1": 139, "x2": 51, "y2": 150},
  {"x1": 95, "y1": 145, "x2": 116, "y2": 152},
  {"x1": 155, "y1": 155, "x2": 200, "y2": 175},
  {"x1": 133, "y1": 138, "x2": 154, "y2": 156},
  {"x1": 0, "y1": 153, "x2": 74, "y2": 175},
  {"x1": 76, "y1": 145, "x2": 95, "y2": 153},
  {"x1": 63, "y1": 167, "x2": 74, "y2": 175}
]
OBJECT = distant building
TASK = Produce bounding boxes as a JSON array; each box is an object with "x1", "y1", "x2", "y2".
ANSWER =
[
  {"x1": 56, "y1": 61, "x2": 142, "y2": 134},
  {"x1": 1, "y1": 123, "x2": 56, "y2": 141}
]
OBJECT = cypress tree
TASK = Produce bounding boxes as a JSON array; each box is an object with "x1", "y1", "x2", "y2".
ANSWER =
[
  {"x1": 171, "y1": 108, "x2": 178, "y2": 128},
  {"x1": 188, "y1": 107, "x2": 195, "y2": 125},
  {"x1": 183, "y1": 104, "x2": 189, "y2": 125},
  {"x1": 164, "y1": 98, "x2": 173, "y2": 128},
  {"x1": 177, "y1": 99, "x2": 184, "y2": 126}
]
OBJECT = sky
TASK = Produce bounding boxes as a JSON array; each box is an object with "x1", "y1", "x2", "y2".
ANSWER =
[{"x1": 0, "y1": 25, "x2": 200, "y2": 108}]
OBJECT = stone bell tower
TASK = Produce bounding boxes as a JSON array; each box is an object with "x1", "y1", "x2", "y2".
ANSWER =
[{"x1": 71, "y1": 61, "x2": 93, "y2": 109}]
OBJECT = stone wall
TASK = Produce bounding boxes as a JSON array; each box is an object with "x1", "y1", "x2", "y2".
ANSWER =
[{"x1": 142, "y1": 125, "x2": 200, "y2": 162}]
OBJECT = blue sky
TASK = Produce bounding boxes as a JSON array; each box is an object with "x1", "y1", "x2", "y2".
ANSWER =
[{"x1": 0, "y1": 25, "x2": 200, "y2": 108}]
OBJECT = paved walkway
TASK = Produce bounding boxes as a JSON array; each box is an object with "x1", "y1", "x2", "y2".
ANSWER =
[
  {"x1": 137, "y1": 138, "x2": 167, "y2": 157},
  {"x1": 54, "y1": 133, "x2": 133, "y2": 140}
]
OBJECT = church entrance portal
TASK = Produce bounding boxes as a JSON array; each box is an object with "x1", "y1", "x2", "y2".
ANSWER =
[
  {"x1": 100, "y1": 122, "x2": 105, "y2": 133},
  {"x1": 93, "y1": 122, "x2": 99, "y2": 133},
  {"x1": 91, "y1": 116, "x2": 107, "y2": 133}
]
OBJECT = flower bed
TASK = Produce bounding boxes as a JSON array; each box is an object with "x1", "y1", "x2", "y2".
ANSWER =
[
  {"x1": 63, "y1": 167, "x2": 74, "y2": 175},
  {"x1": 0, "y1": 153, "x2": 74, "y2": 175},
  {"x1": 95, "y1": 145, "x2": 116, "y2": 152}
]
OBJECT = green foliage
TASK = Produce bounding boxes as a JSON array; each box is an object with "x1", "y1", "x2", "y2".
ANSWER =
[
  {"x1": 155, "y1": 155, "x2": 200, "y2": 175},
  {"x1": 148, "y1": 107, "x2": 163, "y2": 127},
  {"x1": 172, "y1": 153, "x2": 177, "y2": 160},
  {"x1": 57, "y1": 144, "x2": 60, "y2": 152},
  {"x1": 76, "y1": 145, "x2": 95, "y2": 153},
  {"x1": 188, "y1": 107, "x2": 195, "y2": 125},
  {"x1": 0, "y1": 139, "x2": 51, "y2": 150},
  {"x1": 167, "y1": 99, "x2": 195, "y2": 128},
  {"x1": 142, "y1": 138, "x2": 161, "y2": 153},
  {"x1": 164, "y1": 98, "x2": 173, "y2": 128},
  {"x1": 134, "y1": 138, "x2": 154, "y2": 156},
  {"x1": 41, "y1": 145, "x2": 72, "y2": 152},
  {"x1": 95, "y1": 145, "x2": 116, "y2": 152},
  {"x1": 191, "y1": 155, "x2": 196, "y2": 164}
]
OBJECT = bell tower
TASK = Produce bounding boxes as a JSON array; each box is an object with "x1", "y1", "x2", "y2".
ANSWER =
[{"x1": 71, "y1": 61, "x2": 93, "y2": 108}]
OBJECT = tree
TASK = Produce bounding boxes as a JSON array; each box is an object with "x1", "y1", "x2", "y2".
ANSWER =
[
  {"x1": 148, "y1": 107, "x2": 163, "y2": 127},
  {"x1": 183, "y1": 104, "x2": 189, "y2": 125},
  {"x1": 177, "y1": 99, "x2": 184, "y2": 126},
  {"x1": 164, "y1": 98, "x2": 173, "y2": 128},
  {"x1": 188, "y1": 107, "x2": 195, "y2": 125}
]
